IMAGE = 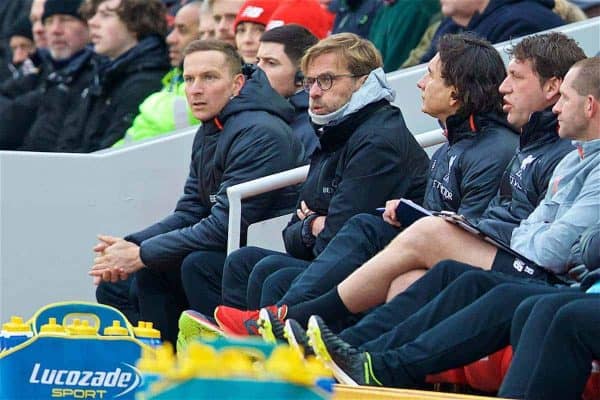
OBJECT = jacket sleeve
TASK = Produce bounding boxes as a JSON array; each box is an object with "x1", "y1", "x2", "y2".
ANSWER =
[
  {"x1": 0, "y1": 90, "x2": 41, "y2": 149},
  {"x1": 139, "y1": 125, "x2": 296, "y2": 269},
  {"x1": 96, "y1": 75, "x2": 165, "y2": 150},
  {"x1": 312, "y1": 136, "x2": 412, "y2": 256},
  {"x1": 456, "y1": 144, "x2": 515, "y2": 219},
  {"x1": 126, "y1": 161, "x2": 210, "y2": 247},
  {"x1": 511, "y1": 167, "x2": 600, "y2": 273},
  {"x1": 582, "y1": 225, "x2": 600, "y2": 271},
  {"x1": 282, "y1": 213, "x2": 315, "y2": 260}
]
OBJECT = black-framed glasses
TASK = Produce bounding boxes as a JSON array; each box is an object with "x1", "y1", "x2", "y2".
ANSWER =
[{"x1": 302, "y1": 73, "x2": 363, "y2": 92}]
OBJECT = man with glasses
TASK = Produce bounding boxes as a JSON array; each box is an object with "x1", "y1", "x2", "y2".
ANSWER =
[{"x1": 202, "y1": 32, "x2": 429, "y2": 335}]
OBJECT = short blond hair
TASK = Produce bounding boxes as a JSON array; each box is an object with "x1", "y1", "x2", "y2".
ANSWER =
[{"x1": 301, "y1": 32, "x2": 382, "y2": 76}]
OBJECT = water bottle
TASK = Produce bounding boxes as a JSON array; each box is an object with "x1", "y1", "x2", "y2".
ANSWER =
[
  {"x1": 103, "y1": 320, "x2": 129, "y2": 337},
  {"x1": 39, "y1": 317, "x2": 66, "y2": 336},
  {"x1": 134, "y1": 321, "x2": 161, "y2": 348},
  {"x1": 0, "y1": 316, "x2": 33, "y2": 352},
  {"x1": 65, "y1": 318, "x2": 98, "y2": 336}
]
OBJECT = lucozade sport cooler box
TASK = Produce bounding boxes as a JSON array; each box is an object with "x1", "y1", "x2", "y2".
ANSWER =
[{"x1": 0, "y1": 302, "x2": 151, "y2": 399}]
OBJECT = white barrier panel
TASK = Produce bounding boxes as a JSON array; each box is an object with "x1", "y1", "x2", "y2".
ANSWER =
[{"x1": 0, "y1": 129, "x2": 195, "y2": 321}]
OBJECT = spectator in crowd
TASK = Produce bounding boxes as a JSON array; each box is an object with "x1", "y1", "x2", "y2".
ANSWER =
[
  {"x1": 401, "y1": 0, "x2": 585, "y2": 69},
  {"x1": 199, "y1": 0, "x2": 216, "y2": 40},
  {"x1": 29, "y1": 0, "x2": 48, "y2": 49},
  {"x1": 256, "y1": 24, "x2": 319, "y2": 158},
  {"x1": 420, "y1": 0, "x2": 565, "y2": 64},
  {"x1": 0, "y1": 0, "x2": 95, "y2": 151},
  {"x1": 117, "y1": 1, "x2": 202, "y2": 146},
  {"x1": 249, "y1": 32, "x2": 583, "y2": 334},
  {"x1": 92, "y1": 40, "x2": 304, "y2": 345},
  {"x1": 204, "y1": 32, "x2": 430, "y2": 333},
  {"x1": 214, "y1": 33, "x2": 522, "y2": 337},
  {"x1": 56, "y1": 0, "x2": 170, "y2": 153},
  {"x1": 212, "y1": 0, "x2": 244, "y2": 45},
  {"x1": 368, "y1": 0, "x2": 439, "y2": 71},
  {"x1": 233, "y1": 0, "x2": 278, "y2": 64},
  {"x1": 266, "y1": 0, "x2": 334, "y2": 39},
  {"x1": 302, "y1": 56, "x2": 600, "y2": 389},
  {"x1": 7, "y1": 17, "x2": 36, "y2": 79},
  {"x1": 571, "y1": 0, "x2": 600, "y2": 16},
  {"x1": 0, "y1": 0, "x2": 32, "y2": 81},
  {"x1": 328, "y1": 0, "x2": 382, "y2": 38}
]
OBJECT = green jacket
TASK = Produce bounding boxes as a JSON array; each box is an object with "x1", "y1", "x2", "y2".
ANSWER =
[
  {"x1": 368, "y1": 0, "x2": 440, "y2": 72},
  {"x1": 114, "y1": 68, "x2": 200, "y2": 147}
]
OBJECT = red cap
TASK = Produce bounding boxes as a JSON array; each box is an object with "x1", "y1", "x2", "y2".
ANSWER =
[
  {"x1": 234, "y1": 0, "x2": 279, "y2": 33},
  {"x1": 266, "y1": 0, "x2": 334, "y2": 39}
]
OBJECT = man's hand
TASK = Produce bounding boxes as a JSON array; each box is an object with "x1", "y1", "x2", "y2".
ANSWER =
[
  {"x1": 90, "y1": 235, "x2": 143, "y2": 284},
  {"x1": 310, "y1": 216, "x2": 326, "y2": 236},
  {"x1": 296, "y1": 200, "x2": 316, "y2": 221},
  {"x1": 382, "y1": 199, "x2": 402, "y2": 227}
]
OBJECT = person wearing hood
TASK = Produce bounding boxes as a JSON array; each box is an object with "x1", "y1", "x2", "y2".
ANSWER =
[
  {"x1": 213, "y1": 33, "x2": 521, "y2": 336},
  {"x1": 257, "y1": 24, "x2": 319, "y2": 160},
  {"x1": 116, "y1": 1, "x2": 202, "y2": 147},
  {"x1": 56, "y1": 0, "x2": 171, "y2": 152},
  {"x1": 0, "y1": 0, "x2": 95, "y2": 151},
  {"x1": 203, "y1": 32, "x2": 430, "y2": 336},
  {"x1": 91, "y1": 39, "x2": 304, "y2": 345},
  {"x1": 420, "y1": 0, "x2": 565, "y2": 64}
]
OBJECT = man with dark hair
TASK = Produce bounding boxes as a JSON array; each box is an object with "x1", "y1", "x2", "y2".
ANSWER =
[
  {"x1": 0, "y1": 0, "x2": 95, "y2": 151},
  {"x1": 91, "y1": 39, "x2": 304, "y2": 345},
  {"x1": 257, "y1": 24, "x2": 319, "y2": 157},
  {"x1": 234, "y1": 33, "x2": 522, "y2": 338},
  {"x1": 252, "y1": 31, "x2": 581, "y2": 336},
  {"x1": 56, "y1": 0, "x2": 170, "y2": 152},
  {"x1": 305, "y1": 56, "x2": 600, "y2": 390},
  {"x1": 209, "y1": 32, "x2": 431, "y2": 334},
  {"x1": 420, "y1": 0, "x2": 565, "y2": 64}
]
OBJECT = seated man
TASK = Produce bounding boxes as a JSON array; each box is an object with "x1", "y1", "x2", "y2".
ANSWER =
[
  {"x1": 91, "y1": 40, "x2": 304, "y2": 345},
  {"x1": 256, "y1": 24, "x2": 319, "y2": 159},
  {"x1": 6, "y1": 17, "x2": 36, "y2": 80},
  {"x1": 300, "y1": 55, "x2": 600, "y2": 388},
  {"x1": 266, "y1": 32, "x2": 585, "y2": 330},
  {"x1": 420, "y1": 0, "x2": 565, "y2": 64},
  {"x1": 212, "y1": 0, "x2": 244, "y2": 45},
  {"x1": 210, "y1": 32, "x2": 430, "y2": 326},
  {"x1": 116, "y1": 1, "x2": 202, "y2": 146},
  {"x1": 216, "y1": 32, "x2": 525, "y2": 333},
  {"x1": 56, "y1": 0, "x2": 171, "y2": 152}
]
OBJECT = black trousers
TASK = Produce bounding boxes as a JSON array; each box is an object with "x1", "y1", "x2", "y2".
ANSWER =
[
  {"x1": 356, "y1": 261, "x2": 565, "y2": 388},
  {"x1": 135, "y1": 249, "x2": 226, "y2": 345},
  {"x1": 253, "y1": 214, "x2": 399, "y2": 308},
  {"x1": 96, "y1": 276, "x2": 140, "y2": 325},
  {"x1": 499, "y1": 291, "x2": 600, "y2": 400},
  {"x1": 221, "y1": 246, "x2": 309, "y2": 309}
]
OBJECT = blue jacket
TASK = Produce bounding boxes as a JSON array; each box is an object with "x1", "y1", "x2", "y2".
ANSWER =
[
  {"x1": 475, "y1": 110, "x2": 574, "y2": 244},
  {"x1": 330, "y1": 0, "x2": 383, "y2": 38},
  {"x1": 511, "y1": 138, "x2": 600, "y2": 273},
  {"x1": 421, "y1": 0, "x2": 564, "y2": 63},
  {"x1": 288, "y1": 91, "x2": 319, "y2": 160},
  {"x1": 283, "y1": 69, "x2": 429, "y2": 259},
  {"x1": 127, "y1": 69, "x2": 305, "y2": 269},
  {"x1": 423, "y1": 112, "x2": 518, "y2": 218}
]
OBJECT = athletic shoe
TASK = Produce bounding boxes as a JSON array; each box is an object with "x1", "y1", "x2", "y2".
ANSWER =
[
  {"x1": 307, "y1": 315, "x2": 382, "y2": 387},
  {"x1": 257, "y1": 307, "x2": 287, "y2": 343},
  {"x1": 177, "y1": 310, "x2": 227, "y2": 353},
  {"x1": 214, "y1": 304, "x2": 288, "y2": 336},
  {"x1": 284, "y1": 319, "x2": 315, "y2": 358}
]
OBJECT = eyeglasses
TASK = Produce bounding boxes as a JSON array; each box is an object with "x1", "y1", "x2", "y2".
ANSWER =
[{"x1": 302, "y1": 73, "x2": 363, "y2": 92}]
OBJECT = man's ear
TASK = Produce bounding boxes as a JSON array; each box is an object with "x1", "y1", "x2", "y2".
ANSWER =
[
  {"x1": 544, "y1": 76, "x2": 562, "y2": 101},
  {"x1": 449, "y1": 88, "x2": 459, "y2": 108},
  {"x1": 232, "y1": 73, "x2": 245, "y2": 96}
]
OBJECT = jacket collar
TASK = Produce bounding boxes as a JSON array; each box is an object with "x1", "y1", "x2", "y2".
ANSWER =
[{"x1": 520, "y1": 108, "x2": 559, "y2": 149}]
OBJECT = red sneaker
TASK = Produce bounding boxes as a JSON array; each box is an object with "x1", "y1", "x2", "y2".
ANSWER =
[{"x1": 214, "y1": 304, "x2": 288, "y2": 336}]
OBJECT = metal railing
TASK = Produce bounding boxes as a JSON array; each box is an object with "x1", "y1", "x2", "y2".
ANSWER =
[{"x1": 226, "y1": 128, "x2": 446, "y2": 254}]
